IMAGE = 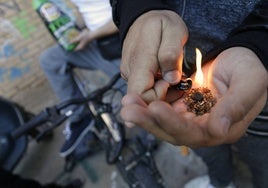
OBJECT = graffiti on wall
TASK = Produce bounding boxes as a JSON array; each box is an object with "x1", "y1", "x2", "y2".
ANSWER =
[
  {"x1": 12, "y1": 11, "x2": 36, "y2": 39},
  {"x1": 0, "y1": 19, "x2": 31, "y2": 82},
  {"x1": 0, "y1": 17, "x2": 29, "y2": 60},
  {"x1": 0, "y1": 0, "x2": 20, "y2": 16},
  {"x1": 0, "y1": 1, "x2": 34, "y2": 82},
  {"x1": 0, "y1": 0, "x2": 75, "y2": 83}
]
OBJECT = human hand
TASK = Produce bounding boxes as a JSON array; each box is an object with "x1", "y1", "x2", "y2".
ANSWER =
[
  {"x1": 120, "y1": 10, "x2": 188, "y2": 103},
  {"x1": 72, "y1": 28, "x2": 94, "y2": 51},
  {"x1": 121, "y1": 47, "x2": 268, "y2": 147}
]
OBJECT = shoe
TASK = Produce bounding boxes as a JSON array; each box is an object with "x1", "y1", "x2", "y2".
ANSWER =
[
  {"x1": 60, "y1": 115, "x2": 94, "y2": 157},
  {"x1": 183, "y1": 175, "x2": 236, "y2": 188}
]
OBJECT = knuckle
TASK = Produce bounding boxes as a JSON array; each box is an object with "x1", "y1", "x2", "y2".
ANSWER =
[{"x1": 158, "y1": 49, "x2": 178, "y2": 64}]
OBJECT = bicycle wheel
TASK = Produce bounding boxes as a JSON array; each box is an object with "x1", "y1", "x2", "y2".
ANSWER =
[
  {"x1": 115, "y1": 137, "x2": 165, "y2": 188},
  {"x1": 117, "y1": 161, "x2": 165, "y2": 188},
  {"x1": 134, "y1": 163, "x2": 165, "y2": 188}
]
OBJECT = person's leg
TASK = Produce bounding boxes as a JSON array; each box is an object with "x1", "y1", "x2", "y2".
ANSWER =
[
  {"x1": 39, "y1": 42, "x2": 123, "y2": 157},
  {"x1": 191, "y1": 145, "x2": 235, "y2": 187},
  {"x1": 234, "y1": 133, "x2": 268, "y2": 188},
  {"x1": 40, "y1": 44, "x2": 83, "y2": 102},
  {"x1": 39, "y1": 44, "x2": 90, "y2": 117},
  {"x1": 40, "y1": 42, "x2": 124, "y2": 101},
  {"x1": 67, "y1": 41, "x2": 125, "y2": 92},
  {"x1": 39, "y1": 44, "x2": 100, "y2": 157},
  {"x1": 233, "y1": 100, "x2": 268, "y2": 188}
]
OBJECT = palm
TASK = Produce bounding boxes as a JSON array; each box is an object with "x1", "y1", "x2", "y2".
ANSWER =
[
  {"x1": 169, "y1": 47, "x2": 266, "y2": 145},
  {"x1": 122, "y1": 47, "x2": 268, "y2": 147}
]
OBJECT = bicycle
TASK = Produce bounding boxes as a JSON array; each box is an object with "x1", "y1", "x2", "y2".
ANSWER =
[{"x1": 0, "y1": 72, "x2": 165, "y2": 188}]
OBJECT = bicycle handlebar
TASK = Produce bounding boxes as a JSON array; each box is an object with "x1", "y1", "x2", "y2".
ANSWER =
[
  {"x1": 11, "y1": 110, "x2": 49, "y2": 139},
  {"x1": 56, "y1": 73, "x2": 121, "y2": 110},
  {"x1": 10, "y1": 73, "x2": 122, "y2": 140}
]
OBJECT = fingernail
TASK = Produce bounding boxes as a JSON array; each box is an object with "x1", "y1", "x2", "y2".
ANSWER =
[
  {"x1": 163, "y1": 71, "x2": 181, "y2": 84},
  {"x1": 125, "y1": 121, "x2": 136, "y2": 128}
]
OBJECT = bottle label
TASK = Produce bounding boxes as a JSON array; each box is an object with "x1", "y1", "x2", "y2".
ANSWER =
[
  {"x1": 37, "y1": 1, "x2": 79, "y2": 51},
  {"x1": 40, "y1": 2, "x2": 61, "y2": 22},
  {"x1": 59, "y1": 28, "x2": 80, "y2": 50}
]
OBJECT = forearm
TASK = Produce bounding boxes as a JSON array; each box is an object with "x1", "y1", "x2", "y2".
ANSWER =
[
  {"x1": 75, "y1": 11, "x2": 86, "y2": 29},
  {"x1": 90, "y1": 19, "x2": 119, "y2": 40}
]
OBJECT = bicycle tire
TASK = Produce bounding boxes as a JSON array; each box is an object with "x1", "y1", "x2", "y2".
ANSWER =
[
  {"x1": 117, "y1": 161, "x2": 165, "y2": 188},
  {"x1": 134, "y1": 163, "x2": 165, "y2": 188}
]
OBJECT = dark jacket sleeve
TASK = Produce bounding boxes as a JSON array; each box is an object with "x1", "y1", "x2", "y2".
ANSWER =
[
  {"x1": 111, "y1": 0, "x2": 268, "y2": 71},
  {"x1": 204, "y1": 1, "x2": 268, "y2": 71},
  {"x1": 110, "y1": 0, "x2": 177, "y2": 45}
]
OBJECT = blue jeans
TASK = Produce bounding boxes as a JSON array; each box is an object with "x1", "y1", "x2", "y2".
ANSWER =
[
  {"x1": 40, "y1": 42, "x2": 124, "y2": 120},
  {"x1": 193, "y1": 123, "x2": 268, "y2": 188}
]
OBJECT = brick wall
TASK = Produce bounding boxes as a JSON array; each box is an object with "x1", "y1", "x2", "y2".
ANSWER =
[{"x1": 0, "y1": 0, "x2": 76, "y2": 101}]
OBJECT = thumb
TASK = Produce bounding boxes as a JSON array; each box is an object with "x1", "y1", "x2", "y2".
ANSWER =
[
  {"x1": 161, "y1": 49, "x2": 184, "y2": 85},
  {"x1": 207, "y1": 82, "x2": 264, "y2": 140},
  {"x1": 158, "y1": 36, "x2": 184, "y2": 84},
  {"x1": 158, "y1": 12, "x2": 188, "y2": 85}
]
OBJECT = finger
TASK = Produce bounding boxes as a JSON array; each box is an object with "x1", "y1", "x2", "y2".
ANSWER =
[
  {"x1": 147, "y1": 100, "x2": 208, "y2": 146},
  {"x1": 121, "y1": 93, "x2": 147, "y2": 107},
  {"x1": 122, "y1": 16, "x2": 166, "y2": 100},
  {"x1": 158, "y1": 11, "x2": 188, "y2": 84},
  {"x1": 121, "y1": 94, "x2": 146, "y2": 128},
  {"x1": 74, "y1": 42, "x2": 84, "y2": 51},
  {"x1": 121, "y1": 95, "x2": 175, "y2": 143},
  {"x1": 140, "y1": 79, "x2": 170, "y2": 102},
  {"x1": 121, "y1": 94, "x2": 147, "y2": 128},
  {"x1": 121, "y1": 105, "x2": 175, "y2": 143},
  {"x1": 125, "y1": 28, "x2": 161, "y2": 90}
]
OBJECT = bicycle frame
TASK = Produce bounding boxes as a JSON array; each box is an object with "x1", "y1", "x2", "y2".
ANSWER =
[
  {"x1": 0, "y1": 72, "x2": 165, "y2": 188},
  {"x1": 90, "y1": 101, "x2": 122, "y2": 141},
  {"x1": 0, "y1": 72, "x2": 122, "y2": 167}
]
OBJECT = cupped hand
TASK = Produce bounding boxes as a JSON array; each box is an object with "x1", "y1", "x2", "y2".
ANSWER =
[
  {"x1": 121, "y1": 47, "x2": 268, "y2": 147},
  {"x1": 121, "y1": 10, "x2": 188, "y2": 103}
]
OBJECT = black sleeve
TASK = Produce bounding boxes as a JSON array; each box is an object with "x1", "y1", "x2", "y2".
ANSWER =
[
  {"x1": 204, "y1": 1, "x2": 268, "y2": 71},
  {"x1": 110, "y1": 0, "x2": 177, "y2": 44}
]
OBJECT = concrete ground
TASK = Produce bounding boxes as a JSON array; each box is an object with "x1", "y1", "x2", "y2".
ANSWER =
[{"x1": 11, "y1": 70, "x2": 253, "y2": 188}]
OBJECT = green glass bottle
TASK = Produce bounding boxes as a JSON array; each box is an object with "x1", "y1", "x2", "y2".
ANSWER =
[{"x1": 33, "y1": 0, "x2": 80, "y2": 51}]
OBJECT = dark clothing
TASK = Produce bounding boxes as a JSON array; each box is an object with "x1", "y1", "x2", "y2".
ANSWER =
[
  {"x1": 0, "y1": 167, "x2": 83, "y2": 188},
  {"x1": 194, "y1": 127, "x2": 268, "y2": 188},
  {"x1": 0, "y1": 167, "x2": 63, "y2": 188},
  {"x1": 111, "y1": 1, "x2": 268, "y2": 187},
  {"x1": 112, "y1": 0, "x2": 268, "y2": 70},
  {"x1": 111, "y1": 0, "x2": 268, "y2": 134}
]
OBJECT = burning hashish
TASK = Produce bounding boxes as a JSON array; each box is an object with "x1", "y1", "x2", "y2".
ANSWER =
[{"x1": 184, "y1": 87, "x2": 216, "y2": 116}]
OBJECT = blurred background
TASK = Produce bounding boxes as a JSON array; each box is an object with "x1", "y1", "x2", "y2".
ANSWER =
[{"x1": 0, "y1": 1, "x2": 252, "y2": 187}]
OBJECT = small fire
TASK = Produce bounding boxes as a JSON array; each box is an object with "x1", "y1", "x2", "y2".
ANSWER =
[
  {"x1": 194, "y1": 48, "x2": 204, "y2": 87},
  {"x1": 183, "y1": 48, "x2": 217, "y2": 116}
]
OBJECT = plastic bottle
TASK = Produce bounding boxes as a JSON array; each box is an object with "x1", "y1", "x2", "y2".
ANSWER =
[{"x1": 33, "y1": 0, "x2": 80, "y2": 51}]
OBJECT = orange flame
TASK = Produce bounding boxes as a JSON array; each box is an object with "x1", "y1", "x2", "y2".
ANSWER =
[{"x1": 194, "y1": 48, "x2": 204, "y2": 87}]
